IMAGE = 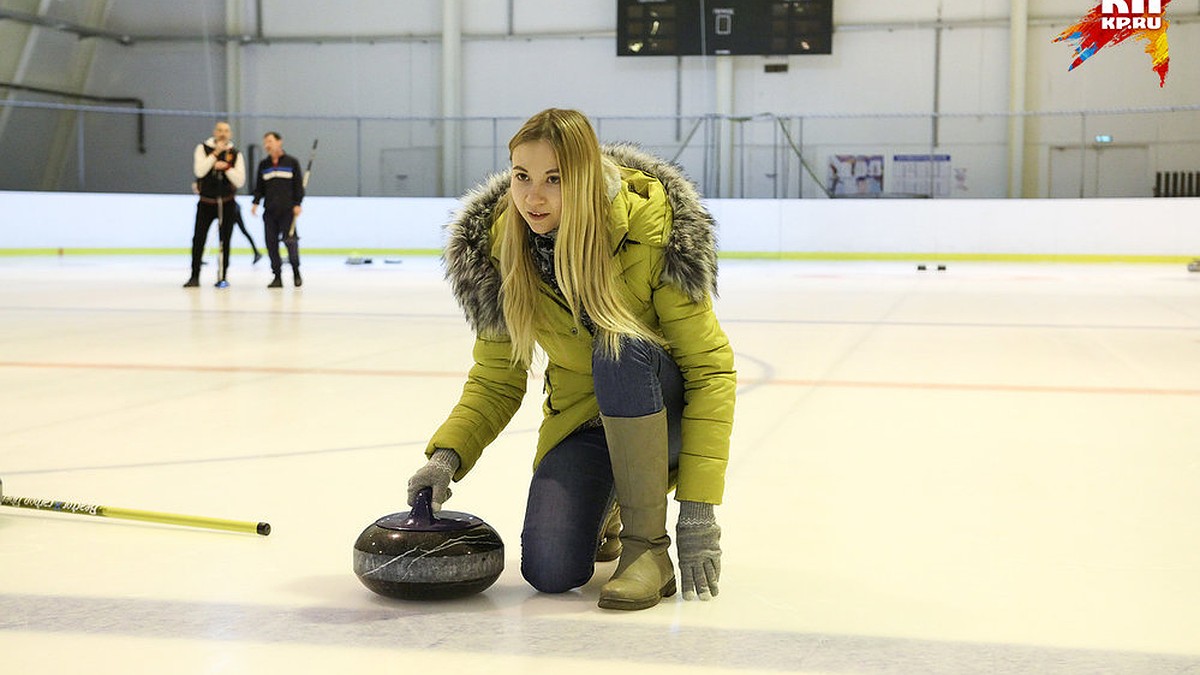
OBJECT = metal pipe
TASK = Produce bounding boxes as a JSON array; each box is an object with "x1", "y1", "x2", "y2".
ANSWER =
[
  {"x1": 226, "y1": 0, "x2": 243, "y2": 119},
  {"x1": 675, "y1": 56, "x2": 683, "y2": 142},
  {"x1": 442, "y1": 0, "x2": 463, "y2": 197},
  {"x1": 772, "y1": 117, "x2": 779, "y2": 199},
  {"x1": 932, "y1": 1, "x2": 943, "y2": 149},
  {"x1": 715, "y1": 56, "x2": 733, "y2": 198},
  {"x1": 0, "y1": 7, "x2": 132, "y2": 44},
  {"x1": 1079, "y1": 112, "x2": 1087, "y2": 198},
  {"x1": 1007, "y1": 0, "x2": 1028, "y2": 198}
]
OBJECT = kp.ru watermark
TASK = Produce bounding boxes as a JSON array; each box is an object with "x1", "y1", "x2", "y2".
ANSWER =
[
  {"x1": 1054, "y1": 0, "x2": 1171, "y2": 86},
  {"x1": 1099, "y1": 0, "x2": 1163, "y2": 30}
]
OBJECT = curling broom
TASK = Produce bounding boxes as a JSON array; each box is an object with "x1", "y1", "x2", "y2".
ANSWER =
[
  {"x1": 287, "y1": 138, "x2": 318, "y2": 243},
  {"x1": 0, "y1": 480, "x2": 270, "y2": 536}
]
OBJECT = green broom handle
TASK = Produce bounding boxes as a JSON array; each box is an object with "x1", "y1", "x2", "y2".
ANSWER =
[{"x1": 1, "y1": 494, "x2": 270, "y2": 536}]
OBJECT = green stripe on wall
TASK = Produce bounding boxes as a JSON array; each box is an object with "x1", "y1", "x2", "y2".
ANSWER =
[{"x1": 0, "y1": 248, "x2": 1193, "y2": 265}]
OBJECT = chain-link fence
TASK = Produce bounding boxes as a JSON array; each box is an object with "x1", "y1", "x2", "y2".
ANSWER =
[{"x1": 2, "y1": 97, "x2": 1199, "y2": 200}]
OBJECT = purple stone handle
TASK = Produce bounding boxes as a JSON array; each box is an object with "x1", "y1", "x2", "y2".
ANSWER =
[
  {"x1": 373, "y1": 487, "x2": 484, "y2": 532},
  {"x1": 404, "y1": 486, "x2": 436, "y2": 528}
]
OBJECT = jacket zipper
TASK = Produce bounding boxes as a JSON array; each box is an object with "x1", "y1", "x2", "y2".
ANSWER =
[{"x1": 544, "y1": 369, "x2": 558, "y2": 415}]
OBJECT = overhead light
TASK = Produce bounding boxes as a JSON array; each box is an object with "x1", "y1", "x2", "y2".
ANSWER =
[{"x1": 1095, "y1": 134, "x2": 1113, "y2": 144}]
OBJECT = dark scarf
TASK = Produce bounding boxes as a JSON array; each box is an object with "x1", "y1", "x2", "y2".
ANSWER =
[
  {"x1": 529, "y1": 229, "x2": 557, "y2": 287},
  {"x1": 528, "y1": 229, "x2": 595, "y2": 335}
]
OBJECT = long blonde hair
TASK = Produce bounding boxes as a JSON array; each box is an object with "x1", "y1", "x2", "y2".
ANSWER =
[{"x1": 498, "y1": 109, "x2": 664, "y2": 366}]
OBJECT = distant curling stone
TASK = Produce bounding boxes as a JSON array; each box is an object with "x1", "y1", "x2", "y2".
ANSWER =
[{"x1": 353, "y1": 488, "x2": 504, "y2": 600}]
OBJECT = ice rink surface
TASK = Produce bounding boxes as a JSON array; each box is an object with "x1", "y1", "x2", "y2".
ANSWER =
[{"x1": 1, "y1": 254, "x2": 1198, "y2": 674}]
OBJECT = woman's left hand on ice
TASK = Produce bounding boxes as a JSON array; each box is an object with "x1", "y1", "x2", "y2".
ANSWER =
[{"x1": 676, "y1": 501, "x2": 722, "y2": 601}]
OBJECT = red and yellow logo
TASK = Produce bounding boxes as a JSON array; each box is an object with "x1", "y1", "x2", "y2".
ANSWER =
[{"x1": 1054, "y1": 0, "x2": 1171, "y2": 87}]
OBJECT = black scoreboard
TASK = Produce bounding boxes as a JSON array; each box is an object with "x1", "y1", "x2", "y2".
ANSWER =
[{"x1": 617, "y1": 0, "x2": 833, "y2": 57}]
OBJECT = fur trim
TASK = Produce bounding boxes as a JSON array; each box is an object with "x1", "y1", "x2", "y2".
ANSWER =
[
  {"x1": 442, "y1": 144, "x2": 718, "y2": 336},
  {"x1": 442, "y1": 171, "x2": 509, "y2": 336},
  {"x1": 599, "y1": 143, "x2": 718, "y2": 303},
  {"x1": 602, "y1": 156, "x2": 622, "y2": 202}
]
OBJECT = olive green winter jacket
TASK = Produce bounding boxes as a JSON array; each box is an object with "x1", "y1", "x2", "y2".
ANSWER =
[{"x1": 427, "y1": 144, "x2": 736, "y2": 504}]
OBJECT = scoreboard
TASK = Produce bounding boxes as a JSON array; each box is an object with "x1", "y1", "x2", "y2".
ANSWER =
[{"x1": 617, "y1": 0, "x2": 833, "y2": 57}]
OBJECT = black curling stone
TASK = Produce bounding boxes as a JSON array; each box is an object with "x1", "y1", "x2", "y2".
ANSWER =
[{"x1": 353, "y1": 487, "x2": 504, "y2": 600}]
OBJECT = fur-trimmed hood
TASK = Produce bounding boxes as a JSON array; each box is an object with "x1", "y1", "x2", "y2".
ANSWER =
[{"x1": 443, "y1": 143, "x2": 719, "y2": 336}]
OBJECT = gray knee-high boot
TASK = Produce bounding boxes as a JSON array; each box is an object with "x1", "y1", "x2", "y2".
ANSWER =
[{"x1": 597, "y1": 409, "x2": 676, "y2": 610}]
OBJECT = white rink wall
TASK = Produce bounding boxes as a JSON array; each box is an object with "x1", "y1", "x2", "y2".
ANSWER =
[{"x1": 2, "y1": 191, "x2": 1198, "y2": 259}]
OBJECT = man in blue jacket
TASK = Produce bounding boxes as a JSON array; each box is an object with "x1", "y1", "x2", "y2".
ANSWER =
[{"x1": 252, "y1": 131, "x2": 305, "y2": 288}]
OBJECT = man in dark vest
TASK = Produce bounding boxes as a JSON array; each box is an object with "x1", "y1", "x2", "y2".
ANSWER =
[
  {"x1": 184, "y1": 120, "x2": 245, "y2": 288},
  {"x1": 252, "y1": 131, "x2": 306, "y2": 288}
]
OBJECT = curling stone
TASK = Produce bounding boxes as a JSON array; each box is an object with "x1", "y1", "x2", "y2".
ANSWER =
[{"x1": 353, "y1": 487, "x2": 503, "y2": 600}]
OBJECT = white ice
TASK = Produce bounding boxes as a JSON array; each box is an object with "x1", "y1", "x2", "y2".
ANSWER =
[{"x1": 1, "y1": 254, "x2": 1198, "y2": 674}]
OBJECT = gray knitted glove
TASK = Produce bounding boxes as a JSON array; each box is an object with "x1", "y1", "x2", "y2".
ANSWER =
[
  {"x1": 676, "y1": 501, "x2": 721, "y2": 601},
  {"x1": 406, "y1": 448, "x2": 460, "y2": 509}
]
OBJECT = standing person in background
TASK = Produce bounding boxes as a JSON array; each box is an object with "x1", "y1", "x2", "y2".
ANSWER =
[
  {"x1": 192, "y1": 179, "x2": 263, "y2": 265},
  {"x1": 185, "y1": 121, "x2": 245, "y2": 288},
  {"x1": 252, "y1": 131, "x2": 305, "y2": 288}
]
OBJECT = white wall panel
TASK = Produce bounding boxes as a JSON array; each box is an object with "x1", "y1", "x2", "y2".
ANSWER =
[
  {"x1": 938, "y1": 27, "x2": 1009, "y2": 113},
  {"x1": 460, "y1": 37, "x2": 680, "y2": 118},
  {"x1": 104, "y1": 0, "x2": 225, "y2": 35},
  {"x1": 833, "y1": 0, "x2": 943, "y2": 24},
  {"x1": 4, "y1": 191, "x2": 1199, "y2": 259},
  {"x1": 744, "y1": 30, "x2": 936, "y2": 115},
  {"x1": 241, "y1": 41, "x2": 438, "y2": 118},
  {"x1": 258, "y1": 0, "x2": 441, "y2": 37},
  {"x1": 512, "y1": 0, "x2": 615, "y2": 33}
]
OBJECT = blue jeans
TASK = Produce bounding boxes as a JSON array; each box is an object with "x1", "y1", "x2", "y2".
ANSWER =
[{"x1": 520, "y1": 338, "x2": 683, "y2": 593}]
